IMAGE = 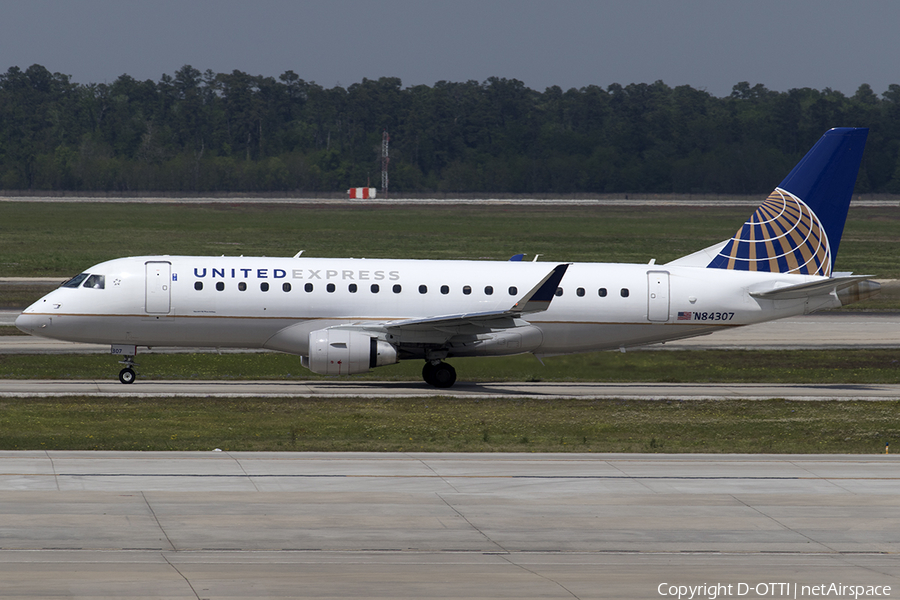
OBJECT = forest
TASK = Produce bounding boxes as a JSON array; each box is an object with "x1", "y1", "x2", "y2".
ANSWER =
[{"x1": 1, "y1": 64, "x2": 899, "y2": 195}]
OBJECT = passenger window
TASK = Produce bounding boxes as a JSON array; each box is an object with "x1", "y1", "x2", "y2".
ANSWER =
[
  {"x1": 555, "y1": 287, "x2": 563, "y2": 297},
  {"x1": 371, "y1": 284, "x2": 380, "y2": 293},
  {"x1": 327, "y1": 283, "x2": 335, "y2": 293},
  {"x1": 304, "y1": 283, "x2": 313, "y2": 292},
  {"x1": 418, "y1": 285, "x2": 428, "y2": 294},
  {"x1": 349, "y1": 284, "x2": 358, "y2": 293},
  {"x1": 441, "y1": 285, "x2": 449, "y2": 295},
  {"x1": 83, "y1": 274, "x2": 105, "y2": 289},
  {"x1": 576, "y1": 287, "x2": 585, "y2": 297},
  {"x1": 393, "y1": 284, "x2": 402, "y2": 293},
  {"x1": 463, "y1": 285, "x2": 472, "y2": 295},
  {"x1": 484, "y1": 286, "x2": 493, "y2": 295},
  {"x1": 283, "y1": 283, "x2": 292, "y2": 292},
  {"x1": 261, "y1": 282, "x2": 269, "y2": 292},
  {"x1": 509, "y1": 286, "x2": 518, "y2": 296},
  {"x1": 620, "y1": 288, "x2": 629, "y2": 298},
  {"x1": 238, "y1": 282, "x2": 247, "y2": 292},
  {"x1": 62, "y1": 273, "x2": 90, "y2": 288},
  {"x1": 216, "y1": 282, "x2": 225, "y2": 291},
  {"x1": 598, "y1": 288, "x2": 607, "y2": 297},
  {"x1": 195, "y1": 282, "x2": 203, "y2": 291}
]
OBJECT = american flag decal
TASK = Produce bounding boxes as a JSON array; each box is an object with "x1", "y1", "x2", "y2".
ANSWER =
[{"x1": 677, "y1": 311, "x2": 692, "y2": 321}]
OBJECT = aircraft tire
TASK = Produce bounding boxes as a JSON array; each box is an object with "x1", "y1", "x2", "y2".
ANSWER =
[
  {"x1": 118, "y1": 368, "x2": 136, "y2": 384},
  {"x1": 422, "y1": 362, "x2": 436, "y2": 386},
  {"x1": 430, "y1": 362, "x2": 456, "y2": 388}
]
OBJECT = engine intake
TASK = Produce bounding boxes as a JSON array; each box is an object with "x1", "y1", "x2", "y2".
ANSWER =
[{"x1": 304, "y1": 329, "x2": 398, "y2": 375}]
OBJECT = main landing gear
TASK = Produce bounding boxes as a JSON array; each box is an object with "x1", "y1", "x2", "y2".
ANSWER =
[{"x1": 422, "y1": 361, "x2": 456, "y2": 388}]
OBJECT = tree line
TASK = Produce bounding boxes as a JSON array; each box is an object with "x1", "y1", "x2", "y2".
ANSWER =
[{"x1": 1, "y1": 64, "x2": 899, "y2": 194}]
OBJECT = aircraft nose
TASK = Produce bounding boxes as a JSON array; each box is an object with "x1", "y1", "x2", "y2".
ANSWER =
[{"x1": 15, "y1": 312, "x2": 51, "y2": 335}]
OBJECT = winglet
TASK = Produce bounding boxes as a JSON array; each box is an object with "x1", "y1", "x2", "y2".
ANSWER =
[{"x1": 512, "y1": 263, "x2": 570, "y2": 314}]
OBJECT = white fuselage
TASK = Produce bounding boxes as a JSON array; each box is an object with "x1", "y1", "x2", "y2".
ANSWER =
[{"x1": 17, "y1": 255, "x2": 836, "y2": 358}]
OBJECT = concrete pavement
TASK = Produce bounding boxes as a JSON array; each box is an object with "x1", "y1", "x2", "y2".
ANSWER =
[{"x1": 0, "y1": 452, "x2": 897, "y2": 599}]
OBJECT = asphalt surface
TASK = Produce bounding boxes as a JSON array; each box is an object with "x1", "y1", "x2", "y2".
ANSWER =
[
  {"x1": 0, "y1": 452, "x2": 897, "y2": 599},
  {"x1": 2, "y1": 379, "x2": 900, "y2": 400}
]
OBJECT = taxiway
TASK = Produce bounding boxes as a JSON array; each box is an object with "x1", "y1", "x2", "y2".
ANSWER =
[
  {"x1": 0, "y1": 452, "x2": 897, "y2": 599},
  {"x1": 2, "y1": 379, "x2": 900, "y2": 400}
]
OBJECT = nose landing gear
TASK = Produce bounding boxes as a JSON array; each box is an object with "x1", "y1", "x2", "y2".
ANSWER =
[
  {"x1": 118, "y1": 366, "x2": 136, "y2": 384},
  {"x1": 117, "y1": 355, "x2": 138, "y2": 384},
  {"x1": 112, "y1": 345, "x2": 139, "y2": 384},
  {"x1": 422, "y1": 361, "x2": 456, "y2": 388}
]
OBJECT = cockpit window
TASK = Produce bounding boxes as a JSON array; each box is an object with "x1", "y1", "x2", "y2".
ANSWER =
[
  {"x1": 83, "y1": 274, "x2": 105, "y2": 289},
  {"x1": 61, "y1": 273, "x2": 90, "y2": 288}
]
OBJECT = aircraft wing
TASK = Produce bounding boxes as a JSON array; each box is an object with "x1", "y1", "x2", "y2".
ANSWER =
[
  {"x1": 382, "y1": 263, "x2": 570, "y2": 331},
  {"x1": 328, "y1": 263, "x2": 569, "y2": 341}
]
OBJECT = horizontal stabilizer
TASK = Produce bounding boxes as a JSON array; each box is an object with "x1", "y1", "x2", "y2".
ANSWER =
[{"x1": 749, "y1": 276, "x2": 878, "y2": 300}]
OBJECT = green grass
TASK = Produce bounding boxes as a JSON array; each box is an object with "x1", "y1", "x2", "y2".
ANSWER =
[
  {"x1": 2, "y1": 202, "x2": 899, "y2": 278},
  {"x1": 0, "y1": 283, "x2": 60, "y2": 309},
  {"x1": 2, "y1": 348, "x2": 899, "y2": 383},
  {"x1": 0, "y1": 396, "x2": 896, "y2": 453}
]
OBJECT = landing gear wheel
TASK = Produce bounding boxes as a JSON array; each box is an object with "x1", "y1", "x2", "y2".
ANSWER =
[
  {"x1": 422, "y1": 363, "x2": 437, "y2": 386},
  {"x1": 117, "y1": 353, "x2": 139, "y2": 384},
  {"x1": 118, "y1": 368, "x2": 136, "y2": 385},
  {"x1": 423, "y1": 361, "x2": 456, "y2": 388}
]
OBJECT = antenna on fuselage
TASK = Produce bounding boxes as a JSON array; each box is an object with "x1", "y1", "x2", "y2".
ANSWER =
[{"x1": 293, "y1": 251, "x2": 304, "y2": 258}]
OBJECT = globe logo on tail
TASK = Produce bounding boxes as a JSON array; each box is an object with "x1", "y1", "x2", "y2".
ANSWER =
[{"x1": 711, "y1": 188, "x2": 832, "y2": 277}]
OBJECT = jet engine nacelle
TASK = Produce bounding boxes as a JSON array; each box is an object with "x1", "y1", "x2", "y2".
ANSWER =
[{"x1": 304, "y1": 329, "x2": 398, "y2": 375}]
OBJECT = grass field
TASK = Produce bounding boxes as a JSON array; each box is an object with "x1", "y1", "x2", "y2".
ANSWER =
[
  {"x1": 2, "y1": 202, "x2": 898, "y2": 278},
  {"x1": 2, "y1": 349, "x2": 900, "y2": 384},
  {"x1": 0, "y1": 396, "x2": 896, "y2": 453}
]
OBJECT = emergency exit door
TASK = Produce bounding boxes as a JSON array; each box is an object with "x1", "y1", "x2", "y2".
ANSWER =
[
  {"x1": 647, "y1": 271, "x2": 670, "y2": 322},
  {"x1": 145, "y1": 261, "x2": 172, "y2": 314}
]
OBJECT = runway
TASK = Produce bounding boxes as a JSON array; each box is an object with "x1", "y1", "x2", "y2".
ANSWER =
[
  {"x1": 0, "y1": 452, "x2": 897, "y2": 599},
  {"x1": 3, "y1": 379, "x2": 900, "y2": 400}
]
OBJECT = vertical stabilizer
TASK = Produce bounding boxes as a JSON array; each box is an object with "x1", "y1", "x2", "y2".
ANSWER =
[{"x1": 707, "y1": 128, "x2": 867, "y2": 276}]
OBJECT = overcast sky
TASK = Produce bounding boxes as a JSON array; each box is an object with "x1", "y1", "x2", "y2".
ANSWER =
[{"x1": 2, "y1": 0, "x2": 897, "y2": 98}]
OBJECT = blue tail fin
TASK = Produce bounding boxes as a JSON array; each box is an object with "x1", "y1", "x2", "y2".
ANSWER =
[{"x1": 707, "y1": 127, "x2": 868, "y2": 277}]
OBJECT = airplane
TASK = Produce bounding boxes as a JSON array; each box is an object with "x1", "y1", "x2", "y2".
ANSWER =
[{"x1": 16, "y1": 127, "x2": 879, "y2": 388}]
